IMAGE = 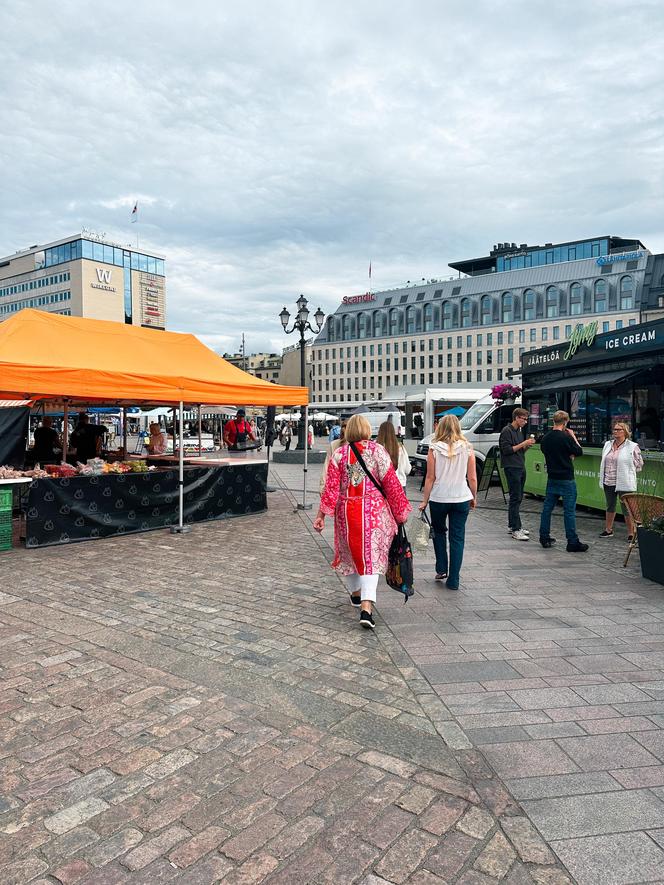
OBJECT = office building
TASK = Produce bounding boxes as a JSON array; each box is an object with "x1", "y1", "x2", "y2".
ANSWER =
[{"x1": 0, "y1": 233, "x2": 166, "y2": 328}]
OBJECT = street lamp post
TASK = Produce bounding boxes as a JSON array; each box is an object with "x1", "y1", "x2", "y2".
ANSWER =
[{"x1": 279, "y1": 295, "x2": 325, "y2": 450}]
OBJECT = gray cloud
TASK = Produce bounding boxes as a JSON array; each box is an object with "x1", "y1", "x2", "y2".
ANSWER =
[{"x1": 1, "y1": 0, "x2": 663, "y2": 355}]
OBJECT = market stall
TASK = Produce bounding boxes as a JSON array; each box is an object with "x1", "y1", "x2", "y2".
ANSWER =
[
  {"x1": 521, "y1": 317, "x2": 664, "y2": 510},
  {"x1": 0, "y1": 310, "x2": 308, "y2": 547}
]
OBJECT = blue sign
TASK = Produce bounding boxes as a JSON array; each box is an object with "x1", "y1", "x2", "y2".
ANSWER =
[{"x1": 596, "y1": 251, "x2": 643, "y2": 266}]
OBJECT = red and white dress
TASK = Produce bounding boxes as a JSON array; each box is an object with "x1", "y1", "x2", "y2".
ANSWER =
[{"x1": 320, "y1": 440, "x2": 411, "y2": 576}]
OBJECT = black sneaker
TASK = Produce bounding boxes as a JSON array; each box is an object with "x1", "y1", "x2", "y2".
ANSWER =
[
  {"x1": 599, "y1": 530, "x2": 614, "y2": 538},
  {"x1": 359, "y1": 610, "x2": 375, "y2": 630},
  {"x1": 349, "y1": 594, "x2": 361, "y2": 608},
  {"x1": 567, "y1": 540, "x2": 589, "y2": 552},
  {"x1": 540, "y1": 537, "x2": 556, "y2": 548}
]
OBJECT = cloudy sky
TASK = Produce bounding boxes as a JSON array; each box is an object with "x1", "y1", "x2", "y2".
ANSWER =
[{"x1": 2, "y1": 0, "x2": 663, "y2": 355}]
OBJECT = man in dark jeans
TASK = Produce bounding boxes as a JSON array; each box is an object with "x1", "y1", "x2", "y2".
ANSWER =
[
  {"x1": 539, "y1": 410, "x2": 588, "y2": 552},
  {"x1": 499, "y1": 407, "x2": 535, "y2": 541}
]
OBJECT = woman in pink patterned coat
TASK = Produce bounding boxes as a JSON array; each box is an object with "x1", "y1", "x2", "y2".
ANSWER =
[{"x1": 313, "y1": 415, "x2": 411, "y2": 630}]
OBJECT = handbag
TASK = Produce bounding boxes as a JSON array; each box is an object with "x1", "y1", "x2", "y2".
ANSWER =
[
  {"x1": 349, "y1": 443, "x2": 415, "y2": 602},
  {"x1": 410, "y1": 510, "x2": 432, "y2": 551},
  {"x1": 386, "y1": 525, "x2": 415, "y2": 601}
]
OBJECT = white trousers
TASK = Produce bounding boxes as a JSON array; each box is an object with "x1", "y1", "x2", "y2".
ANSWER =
[{"x1": 346, "y1": 573, "x2": 379, "y2": 603}]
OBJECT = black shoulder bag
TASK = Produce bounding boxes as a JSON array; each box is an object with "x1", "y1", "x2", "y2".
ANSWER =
[{"x1": 349, "y1": 442, "x2": 414, "y2": 602}]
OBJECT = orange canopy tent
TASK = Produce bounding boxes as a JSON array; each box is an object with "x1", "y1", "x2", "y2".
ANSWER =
[{"x1": 0, "y1": 310, "x2": 308, "y2": 406}]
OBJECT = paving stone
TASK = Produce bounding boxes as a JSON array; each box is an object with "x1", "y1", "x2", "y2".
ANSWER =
[
  {"x1": 168, "y1": 825, "x2": 229, "y2": 868},
  {"x1": 51, "y1": 858, "x2": 92, "y2": 883},
  {"x1": 374, "y1": 828, "x2": 438, "y2": 883},
  {"x1": 420, "y1": 661, "x2": 521, "y2": 684},
  {"x1": 556, "y1": 733, "x2": 659, "y2": 771},
  {"x1": 551, "y1": 831, "x2": 664, "y2": 885},
  {"x1": 482, "y1": 740, "x2": 579, "y2": 779},
  {"x1": 44, "y1": 798, "x2": 109, "y2": 835},
  {"x1": 396, "y1": 784, "x2": 437, "y2": 814},
  {"x1": 522, "y1": 789, "x2": 664, "y2": 840},
  {"x1": 420, "y1": 795, "x2": 468, "y2": 836},
  {"x1": 506, "y1": 772, "x2": 621, "y2": 800},
  {"x1": 473, "y1": 831, "x2": 516, "y2": 878},
  {"x1": 456, "y1": 806, "x2": 496, "y2": 840},
  {"x1": 85, "y1": 828, "x2": 144, "y2": 867},
  {"x1": 424, "y1": 830, "x2": 479, "y2": 879},
  {"x1": 221, "y1": 812, "x2": 287, "y2": 861},
  {"x1": 501, "y1": 816, "x2": 555, "y2": 864},
  {"x1": 121, "y1": 825, "x2": 190, "y2": 871}
]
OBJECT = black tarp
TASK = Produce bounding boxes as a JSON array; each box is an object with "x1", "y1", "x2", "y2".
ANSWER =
[
  {"x1": 0, "y1": 407, "x2": 29, "y2": 468},
  {"x1": 24, "y1": 463, "x2": 267, "y2": 547}
]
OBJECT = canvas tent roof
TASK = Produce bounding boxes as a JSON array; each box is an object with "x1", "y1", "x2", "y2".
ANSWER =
[{"x1": 0, "y1": 310, "x2": 308, "y2": 407}]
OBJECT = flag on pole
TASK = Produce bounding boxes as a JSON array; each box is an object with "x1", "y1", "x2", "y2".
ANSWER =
[
  {"x1": 369, "y1": 261, "x2": 372, "y2": 280},
  {"x1": 131, "y1": 202, "x2": 138, "y2": 223}
]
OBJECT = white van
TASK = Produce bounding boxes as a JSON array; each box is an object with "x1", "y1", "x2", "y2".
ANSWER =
[
  {"x1": 411, "y1": 392, "x2": 521, "y2": 479},
  {"x1": 355, "y1": 411, "x2": 404, "y2": 438}
]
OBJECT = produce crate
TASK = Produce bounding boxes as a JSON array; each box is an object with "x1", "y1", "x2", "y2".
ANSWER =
[
  {"x1": 0, "y1": 515, "x2": 12, "y2": 551},
  {"x1": 0, "y1": 488, "x2": 13, "y2": 511}
]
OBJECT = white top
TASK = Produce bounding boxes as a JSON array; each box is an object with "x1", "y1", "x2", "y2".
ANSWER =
[
  {"x1": 598, "y1": 438, "x2": 643, "y2": 492},
  {"x1": 428, "y1": 440, "x2": 474, "y2": 503},
  {"x1": 396, "y1": 444, "x2": 412, "y2": 486}
]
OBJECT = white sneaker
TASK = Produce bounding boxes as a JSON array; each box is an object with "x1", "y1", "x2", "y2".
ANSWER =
[
  {"x1": 512, "y1": 529, "x2": 530, "y2": 541},
  {"x1": 508, "y1": 527, "x2": 529, "y2": 535}
]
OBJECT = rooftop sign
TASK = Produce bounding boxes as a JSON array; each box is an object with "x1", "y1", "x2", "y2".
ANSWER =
[
  {"x1": 342, "y1": 293, "x2": 376, "y2": 304},
  {"x1": 596, "y1": 250, "x2": 643, "y2": 266}
]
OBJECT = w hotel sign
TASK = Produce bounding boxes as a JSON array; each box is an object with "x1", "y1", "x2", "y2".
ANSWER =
[{"x1": 91, "y1": 267, "x2": 116, "y2": 292}]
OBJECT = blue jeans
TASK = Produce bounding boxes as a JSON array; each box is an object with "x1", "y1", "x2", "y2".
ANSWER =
[
  {"x1": 539, "y1": 479, "x2": 579, "y2": 543},
  {"x1": 429, "y1": 500, "x2": 471, "y2": 588}
]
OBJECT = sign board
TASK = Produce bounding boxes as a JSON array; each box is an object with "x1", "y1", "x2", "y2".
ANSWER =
[{"x1": 138, "y1": 272, "x2": 165, "y2": 329}]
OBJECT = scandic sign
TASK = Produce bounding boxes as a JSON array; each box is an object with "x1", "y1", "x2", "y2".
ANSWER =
[{"x1": 342, "y1": 293, "x2": 376, "y2": 304}]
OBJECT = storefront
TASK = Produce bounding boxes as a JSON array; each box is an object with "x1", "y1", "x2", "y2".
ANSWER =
[{"x1": 521, "y1": 317, "x2": 664, "y2": 509}]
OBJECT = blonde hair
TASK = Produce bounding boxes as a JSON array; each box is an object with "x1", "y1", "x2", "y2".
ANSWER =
[
  {"x1": 432, "y1": 415, "x2": 469, "y2": 456},
  {"x1": 345, "y1": 414, "x2": 372, "y2": 443},
  {"x1": 553, "y1": 410, "x2": 569, "y2": 425},
  {"x1": 613, "y1": 422, "x2": 632, "y2": 439}
]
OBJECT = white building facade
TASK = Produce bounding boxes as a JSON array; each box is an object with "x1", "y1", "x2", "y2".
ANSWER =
[{"x1": 312, "y1": 236, "x2": 651, "y2": 405}]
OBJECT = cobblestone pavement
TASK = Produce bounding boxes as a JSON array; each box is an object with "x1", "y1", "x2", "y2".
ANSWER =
[
  {"x1": 276, "y1": 459, "x2": 664, "y2": 885},
  {"x1": 1, "y1": 480, "x2": 576, "y2": 885}
]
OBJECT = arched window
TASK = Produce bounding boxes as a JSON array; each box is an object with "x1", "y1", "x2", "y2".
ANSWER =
[
  {"x1": 442, "y1": 301, "x2": 452, "y2": 329},
  {"x1": 501, "y1": 292, "x2": 513, "y2": 323},
  {"x1": 406, "y1": 306, "x2": 416, "y2": 334},
  {"x1": 570, "y1": 283, "x2": 582, "y2": 316},
  {"x1": 423, "y1": 303, "x2": 433, "y2": 332},
  {"x1": 594, "y1": 279, "x2": 607, "y2": 313},
  {"x1": 481, "y1": 295, "x2": 492, "y2": 325},
  {"x1": 461, "y1": 298, "x2": 472, "y2": 328},
  {"x1": 620, "y1": 275, "x2": 634, "y2": 310},
  {"x1": 342, "y1": 315, "x2": 351, "y2": 339},
  {"x1": 326, "y1": 316, "x2": 335, "y2": 341},
  {"x1": 546, "y1": 286, "x2": 559, "y2": 318},
  {"x1": 523, "y1": 289, "x2": 536, "y2": 321},
  {"x1": 358, "y1": 312, "x2": 368, "y2": 338},
  {"x1": 334, "y1": 317, "x2": 342, "y2": 340}
]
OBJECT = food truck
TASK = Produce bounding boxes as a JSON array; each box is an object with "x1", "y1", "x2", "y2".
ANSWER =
[{"x1": 521, "y1": 317, "x2": 664, "y2": 509}]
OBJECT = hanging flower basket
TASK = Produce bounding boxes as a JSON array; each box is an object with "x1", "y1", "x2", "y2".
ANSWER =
[{"x1": 491, "y1": 383, "x2": 522, "y2": 403}]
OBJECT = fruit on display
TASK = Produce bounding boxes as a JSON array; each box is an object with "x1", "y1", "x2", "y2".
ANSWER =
[{"x1": 0, "y1": 465, "x2": 48, "y2": 479}]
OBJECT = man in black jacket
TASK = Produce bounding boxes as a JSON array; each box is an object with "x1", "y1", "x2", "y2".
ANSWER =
[
  {"x1": 499, "y1": 407, "x2": 535, "y2": 541},
  {"x1": 539, "y1": 410, "x2": 588, "y2": 552}
]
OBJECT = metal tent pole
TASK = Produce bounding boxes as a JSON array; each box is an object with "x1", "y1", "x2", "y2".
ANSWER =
[
  {"x1": 122, "y1": 408, "x2": 127, "y2": 457},
  {"x1": 62, "y1": 401, "x2": 69, "y2": 461},
  {"x1": 297, "y1": 404, "x2": 312, "y2": 511},
  {"x1": 171, "y1": 400, "x2": 191, "y2": 534},
  {"x1": 198, "y1": 405, "x2": 202, "y2": 458}
]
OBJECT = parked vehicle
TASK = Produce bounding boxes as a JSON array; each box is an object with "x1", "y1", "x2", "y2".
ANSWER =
[
  {"x1": 354, "y1": 410, "x2": 404, "y2": 438},
  {"x1": 411, "y1": 391, "x2": 520, "y2": 480}
]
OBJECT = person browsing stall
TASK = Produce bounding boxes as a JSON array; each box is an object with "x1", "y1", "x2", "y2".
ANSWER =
[
  {"x1": 147, "y1": 422, "x2": 167, "y2": 455},
  {"x1": 499, "y1": 407, "x2": 535, "y2": 541}
]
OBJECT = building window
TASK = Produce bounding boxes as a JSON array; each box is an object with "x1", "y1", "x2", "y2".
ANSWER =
[
  {"x1": 569, "y1": 282, "x2": 582, "y2": 316},
  {"x1": 476, "y1": 370, "x2": 482, "y2": 381},
  {"x1": 553, "y1": 326, "x2": 560, "y2": 340},
  {"x1": 523, "y1": 289, "x2": 536, "y2": 321},
  {"x1": 619, "y1": 275, "x2": 634, "y2": 310},
  {"x1": 442, "y1": 301, "x2": 452, "y2": 329},
  {"x1": 461, "y1": 298, "x2": 472, "y2": 327},
  {"x1": 594, "y1": 279, "x2": 608, "y2": 313},
  {"x1": 541, "y1": 328, "x2": 548, "y2": 341},
  {"x1": 502, "y1": 292, "x2": 513, "y2": 323},
  {"x1": 424, "y1": 303, "x2": 433, "y2": 331},
  {"x1": 519, "y1": 329, "x2": 525, "y2": 343},
  {"x1": 530, "y1": 328, "x2": 536, "y2": 342},
  {"x1": 546, "y1": 286, "x2": 559, "y2": 318},
  {"x1": 603, "y1": 321, "x2": 610, "y2": 332},
  {"x1": 481, "y1": 294, "x2": 492, "y2": 325}
]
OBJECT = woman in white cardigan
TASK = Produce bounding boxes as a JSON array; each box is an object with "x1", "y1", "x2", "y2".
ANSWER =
[{"x1": 598, "y1": 422, "x2": 643, "y2": 540}]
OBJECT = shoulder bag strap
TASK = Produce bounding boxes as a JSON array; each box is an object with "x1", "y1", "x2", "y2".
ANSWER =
[{"x1": 349, "y1": 442, "x2": 386, "y2": 499}]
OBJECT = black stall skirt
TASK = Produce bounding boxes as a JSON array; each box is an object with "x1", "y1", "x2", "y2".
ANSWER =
[{"x1": 24, "y1": 464, "x2": 268, "y2": 548}]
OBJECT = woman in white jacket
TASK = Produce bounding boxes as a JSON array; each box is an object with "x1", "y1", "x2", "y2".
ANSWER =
[
  {"x1": 377, "y1": 421, "x2": 412, "y2": 488},
  {"x1": 598, "y1": 422, "x2": 643, "y2": 540}
]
